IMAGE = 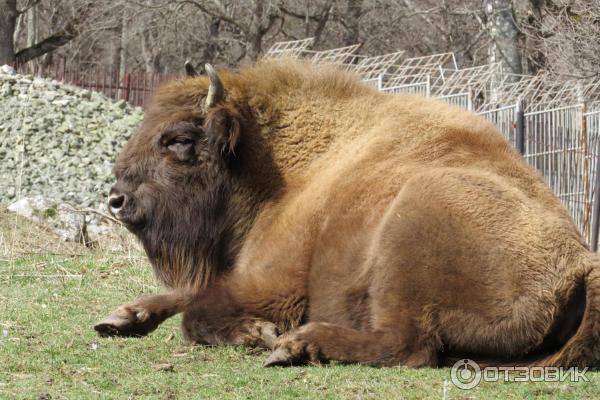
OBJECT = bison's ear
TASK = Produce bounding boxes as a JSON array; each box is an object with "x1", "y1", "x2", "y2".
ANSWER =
[
  {"x1": 204, "y1": 106, "x2": 241, "y2": 156},
  {"x1": 184, "y1": 60, "x2": 198, "y2": 77}
]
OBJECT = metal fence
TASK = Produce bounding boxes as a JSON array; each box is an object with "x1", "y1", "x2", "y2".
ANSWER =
[
  {"x1": 525, "y1": 105, "x2": 590, "y2": 239},
  {"x1": 479, "y1": 104, "x2": 517, "y2": 146},
  {"x1": 15, "y1": 61, "x2": 175, "y2": 107},
  {"x1": 438, "y1": 92, "x2": 472, "y2": 111},
  {"x1": 477, "y1": 102, "x2": 600, "y2": 248},
  {"x1": 380, "y1": 79, "x2": 429, "y2": 95}
]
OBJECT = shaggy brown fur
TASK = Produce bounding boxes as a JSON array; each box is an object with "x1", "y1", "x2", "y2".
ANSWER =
[{"x1": 95, "y1": 59, "x2": 600, "y2": 368}]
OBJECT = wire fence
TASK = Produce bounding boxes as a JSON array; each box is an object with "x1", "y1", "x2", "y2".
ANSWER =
[{"x1": 477, "y1": 102, "x2": 600, "y2": 248}]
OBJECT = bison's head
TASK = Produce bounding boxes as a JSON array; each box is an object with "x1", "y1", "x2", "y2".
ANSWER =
[{"x1": 108, "y1": 64, "x2": 259, "y2": 288}]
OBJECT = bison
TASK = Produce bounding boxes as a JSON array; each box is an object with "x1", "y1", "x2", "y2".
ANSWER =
[{"x1": 95, "y1": 60, "x2": 600, "y2": 368}]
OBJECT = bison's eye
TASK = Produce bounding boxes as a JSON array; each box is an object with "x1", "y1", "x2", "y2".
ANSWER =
[
  {"x1": 163, "y1": 137, "x2": 195, "y2": 162},
  {"x1": 159, "y1": 123, "x2": 203, "y2": 162},
  {"x1": 168, "y1": 137, "x2": 194, "y2": 148},
  {"x1": 159, "y1": 132, "x2": 197, "y2": 162}
]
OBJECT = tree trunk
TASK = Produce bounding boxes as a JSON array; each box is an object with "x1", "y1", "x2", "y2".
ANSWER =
[
  {"x1": 312, "y1": 2, "x2": 333, "y2": 47},
  {"x1": 119, "y1": 14, "x2": 128, "y2": 77},
  {"x1": 201, "y1": 16, "x2": 220, "y2": 63},
  {"x1": 343, "y1": 0, "x2": 362, "y2": 46},
  {"x1": 245, "y1": 34, "x2": 262, "y2": 62},
  {"x1": 109, "y1": 15, "x2": 123, "y2": 71},
  {"x1": 15, "y1": 27, "x2": 76, "y2": 64},
  {"x1": 26, "y1": 5, "x2": 37, "y2": 48},
  {"x1": 483, "y1": 0, "x2": 524, "y2": 79},
  {"x1": 0, "y1": 0, "x2": 17, "y2": 65},
  {"x1": 519, "y1": 0, "x2": 547, "y2": 74},
  {"x1": 245, "y1": 0, "x2": 265, "y2": 62},
  {"x1": 27, "y1": 4, "x2": 39, "y2": 71}
]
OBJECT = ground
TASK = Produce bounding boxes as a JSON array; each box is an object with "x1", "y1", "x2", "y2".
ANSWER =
[{"x1": 1, "y1": 210, "x2": 599, "y2": 399}]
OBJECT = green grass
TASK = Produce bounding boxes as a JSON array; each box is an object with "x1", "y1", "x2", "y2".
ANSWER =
[{"x1": 1, "y1": 214, "x2": 600, "y2": 399}]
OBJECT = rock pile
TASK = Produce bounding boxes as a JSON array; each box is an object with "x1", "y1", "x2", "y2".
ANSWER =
[
  {"x1": 0, "y1": 66, "x2": 143, "y2": 208},
  {"x1": 0, "y1": 66, "x2": 144, "y2": 243}
]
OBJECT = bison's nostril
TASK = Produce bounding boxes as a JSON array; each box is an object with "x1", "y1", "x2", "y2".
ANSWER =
[{"x1": 108, "y1": 194, "x2": 126, "y2": 213}]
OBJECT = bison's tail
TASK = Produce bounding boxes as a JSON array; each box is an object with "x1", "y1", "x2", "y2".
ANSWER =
[{"x1": 527, "y1": 255, "x2": 600, "y2": 368}]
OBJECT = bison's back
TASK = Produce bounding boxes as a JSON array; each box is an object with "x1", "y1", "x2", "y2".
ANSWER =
[{"x1": 298, "y1": 93, "x2": 573, "y2": 230}]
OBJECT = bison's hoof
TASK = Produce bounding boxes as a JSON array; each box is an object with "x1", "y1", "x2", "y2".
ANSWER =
[
  {"x1": 257, "y1": 321, "x2": 279, "y2": 350},
  {"x1": 263, "y1": 330, "x2": 321, "y2": 367},
  {"x1": 94, "y1": 305, "x2": 154, "y2": 337},
  {"x1": 264, "y1": 348, "x2": 294, "y2": 367}
]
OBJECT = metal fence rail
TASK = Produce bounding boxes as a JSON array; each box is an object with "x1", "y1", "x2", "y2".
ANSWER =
[
  {"x1": 351, "y1": 51, "x2": 405, "y2": 81},
  {"x1": 586, "y1": 109, "x2": 600, "y2": 249},
  {"x1": 438, "y1": 92, "x2": 472, "y2": 111},
  {"x1": 479, "y1": 104, "x2": 518, "y2": 147},
  {"x1": 304, "y1": 44, "x2": 362, "y2": 66},
  {"x1": 266, "y1": 37, "x2": 315, "y2": 58},
  {"x1": 380, "y1": 77, "x2": 430, "y2": 96},
  {"x1": 15, "y1": 62, "x2": 173, "y2": 107}
]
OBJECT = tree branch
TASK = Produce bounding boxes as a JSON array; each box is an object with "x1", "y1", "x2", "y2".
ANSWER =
[
  {"x1": 16, "y1": 0, "x2": 42, "y2": 15},
  {"x1": 177, "y1": 0, "x2": 249, "y2": 34},
  {"x1": 280, "y1": 4, "x2": 330, "y2": 22},
  {"x1": 14, "y1": 25, "x2": 76, "y2": 63}
]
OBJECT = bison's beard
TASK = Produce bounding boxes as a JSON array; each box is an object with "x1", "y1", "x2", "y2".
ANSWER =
[{"x1": 136, "y1": 183, "x2": 236, "y2": 289}]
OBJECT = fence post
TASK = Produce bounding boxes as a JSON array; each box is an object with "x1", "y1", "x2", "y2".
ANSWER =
[
  {"x1": 122, "y1": 73, "x2": 131, "y2": 102},
  {"x1": 582, "y1": 101, "x2": 591, "y2": 243},
  {"x1": 467, "y1": 90, "x2": 473, "y2": 112},
  {"x1": 515, "y1": 100, "x2": 525, "y2": 155},
  {"x1": 590, "y1": 104, "x2": 600, "y2": 251},
  {"x1": 591, "y1": 156, "x2": 600, "y2": 252},
  {"x1": 59, "y1": 58, "x2": 66, "y2": 80}
]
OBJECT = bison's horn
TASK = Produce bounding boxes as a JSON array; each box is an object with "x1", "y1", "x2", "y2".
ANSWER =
[
  {"x1": 184, "y1": 60, "x2": 198, "y2": 77},
  {"x1": 205, "y1": 63, "x2": 224, "y2": 109}
]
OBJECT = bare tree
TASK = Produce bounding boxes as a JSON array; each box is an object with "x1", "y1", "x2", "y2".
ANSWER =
[
  {"x1": 342, "y1": 0, "x2": 363, "y2": 46},
  {"x1": 0, "y1": 0, "x2": 18, "y2": 64},
  {"x1": 483, "y1": 0, "x2": 523, "y2": 78},
  {"x1": 15, "y1": 0, "x2": 86, "y2": 64},
  {"x1": 177, "y1": 0, "x2": 282, "y2": 62},
  {"x1": 4, "y1": 0, "x2": 597, "y2": 82},
  {"x1": 521, "y1": 0, "x2": 600, "y2": 79},
  {"x1": 280, "y1": 1, "x2": 333, "y2": 46}
]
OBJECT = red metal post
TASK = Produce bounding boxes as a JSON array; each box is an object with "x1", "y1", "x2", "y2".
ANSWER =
[{"x1": 122, "y1": 73, "x2": 131, "y2": 102}]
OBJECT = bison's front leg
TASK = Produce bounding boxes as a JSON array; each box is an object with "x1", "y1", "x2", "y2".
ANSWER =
[
  {"x1": 95, "y1": 292, "x2": 188, "y2": 337},
  {"x1": 265, "y1": 322, "x2": 437, "y2": 367}
]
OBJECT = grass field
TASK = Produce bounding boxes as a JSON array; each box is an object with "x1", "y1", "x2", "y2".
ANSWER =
[{"x1": 1, "y1": 210, "x2": 599, "y2": 399}]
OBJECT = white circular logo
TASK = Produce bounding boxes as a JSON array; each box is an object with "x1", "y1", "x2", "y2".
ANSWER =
[{"x1": 450, "y1": 359, "x2": 481, "y2": 390}]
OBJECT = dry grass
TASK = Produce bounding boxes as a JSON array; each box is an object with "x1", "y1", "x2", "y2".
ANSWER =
[
  {"x1": 0, "y1": 208, "x2": 83, "y2": 258},
  {"x1": 0, "y1": 206, "x2": 146, "y2": 276}
]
